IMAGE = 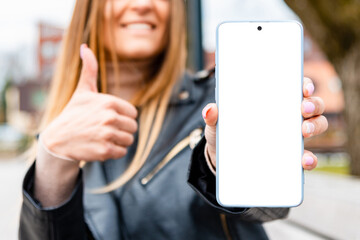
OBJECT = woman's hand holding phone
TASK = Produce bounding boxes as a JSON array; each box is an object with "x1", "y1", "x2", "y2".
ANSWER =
[{"x1": 202, "y1": 77, "x2": 328, "y2": 171}]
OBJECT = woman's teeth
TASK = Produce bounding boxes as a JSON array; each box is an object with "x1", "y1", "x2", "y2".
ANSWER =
[{"x1": 126, "y1": 23, "x2": 152, "y2": 30}]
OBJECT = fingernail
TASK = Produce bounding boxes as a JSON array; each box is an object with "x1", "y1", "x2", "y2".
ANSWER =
[
  {"x1": 306, "y1": 83, "x2": 314, "y2": 96},
  {"x1": 306, "y1": 122, "x2": 315, "y2": 134},
  {"x1": 304, "y1": 102, "x2": 315, "y2": 114},
  {"x1": 80, "y1": 44, "x2": 86, "y2": 59},
  {"x1": 202, "y1": 105, "x2": 212, "y2": 119},
  {"x1": 305, "y1": 156, "x2": 314, "y2": 166}
]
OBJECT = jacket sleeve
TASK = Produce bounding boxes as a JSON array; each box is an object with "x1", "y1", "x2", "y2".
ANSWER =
[
  {"x1": 19, "y1": 162, "x2": 94, "y2": 240},
  {"x1": 187, "y1": 136, "x2": 289, "y2": 223}
]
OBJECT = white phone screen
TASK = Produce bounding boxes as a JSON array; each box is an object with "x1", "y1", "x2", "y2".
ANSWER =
[{"x1": 216, "y1": 21, "x2": 303, "y2": 207}]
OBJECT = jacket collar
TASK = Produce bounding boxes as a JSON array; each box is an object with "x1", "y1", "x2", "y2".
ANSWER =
[{"x1": 169, "y1": 71, "x2": 196, "y2": 105}]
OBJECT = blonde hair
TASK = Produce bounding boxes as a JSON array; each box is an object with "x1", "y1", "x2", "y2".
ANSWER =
[{"x1": 40, "y1": 0, "x2": 187, "y2": 193}]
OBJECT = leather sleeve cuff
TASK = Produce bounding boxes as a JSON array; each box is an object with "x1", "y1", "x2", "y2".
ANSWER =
[
  {"x1": 187, "y1": 136, "x2": 248, "y2": 215},
  {"x1": 19, "y1": 162, "x2": 87, "y2": 240},
  {"x1": 204, "y1": 143, "x2": 216, "y2": 175}
]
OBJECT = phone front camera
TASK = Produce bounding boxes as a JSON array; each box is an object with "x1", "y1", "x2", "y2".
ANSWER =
[{"x1": 257, "y1": 26, "x2": 262, "y2": 31}]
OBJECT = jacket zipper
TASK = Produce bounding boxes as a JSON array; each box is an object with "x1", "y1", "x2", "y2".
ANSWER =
[
  {"x1": 220, "y1": 214, "x2": 232, "y2": 240},
  {"x1": 141, "y1": 128, "x2": 203, "y2": 185}
]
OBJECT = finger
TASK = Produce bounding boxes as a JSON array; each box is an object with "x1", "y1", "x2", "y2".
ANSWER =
[
  {"x1": 302, "y1": 150, "x2": 318, "y2": 170},
  {"x1": 202, "y1": 103, "x2": 218, "y2": 127},
  {"x1": 109, "y1": 145, "x2": 128, "y2": 160},
  {"x1": 110, "y1": 130, "x2": 135, "y2": 147},
  {"x1": 302, "y1": 115, "x2": 328, "y2": 138},
  {"x1": 77, "y1": 44, "x2": 98, "y2": 92},
  {"x1": 303, "y1": 77, "x2": 315, "y2": 97},
  {"x1": 302, "y1": 96, "x2": 325, "y2": 119},
  {"x1": 101, "y1": 94, "x2": 138, "y2": 119},
  {"x1": 100, "y1": 128, "x2": 135, "y2": 148},
  {"x1": 203, "y1": 103, "x2": 218, "y2": 153},
  {"x1": 102, "y1": 111, "x2": 138, "y2": 133},
  {"x1": 115, "y1": 115, "x2": 138, "y2": 133},
  {"x1": 97, "y1": 143, "x2": 127, "y2": 161}
]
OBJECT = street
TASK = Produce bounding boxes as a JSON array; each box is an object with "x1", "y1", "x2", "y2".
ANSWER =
[
  {"x1": 264, "y1": 171, "x2": 360, "y2": 240},
  {"x1": 0, "y1": 157, "x2": 28, "y2": 240},
  {"x1": 1, "y1": 157, "x2": 359, "y2": 240}
]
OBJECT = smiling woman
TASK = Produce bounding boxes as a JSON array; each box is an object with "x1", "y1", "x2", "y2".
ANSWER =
[{"x1": 18, "y1": 0, "x2": 327, "y2": 239}]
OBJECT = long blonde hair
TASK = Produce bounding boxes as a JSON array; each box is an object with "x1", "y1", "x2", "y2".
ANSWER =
[{"x1": 40, "y1": 0, "x2": 187, "y2": 193}]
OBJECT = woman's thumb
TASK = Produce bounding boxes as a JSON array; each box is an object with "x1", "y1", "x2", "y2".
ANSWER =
[
  {"x1": 202, "y1": 103, "x2": 218, "y2": 127},
  {"x1": 77, "y1": 44, "x2": 98, "y2": 92},
  {"x1": 203, "y1": 103, "x2": 217, "y2": 160}
]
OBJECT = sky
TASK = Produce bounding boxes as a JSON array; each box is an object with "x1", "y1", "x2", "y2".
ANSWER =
[
  {"x1": 0, "y1": 0, "x2": 298, "y2": 53},
  {"x1": 0, "y1": 0, "x2": 75, "y2": 82},
  {"x1": 202, "y1": 0, "x2": 298, "y2": 51},
  {"x1": 0, "y1": 0, "x2": 298, "y2": 81},
  {"x1": 0, "y1": 0, "x2": 75, "y2": 52}
]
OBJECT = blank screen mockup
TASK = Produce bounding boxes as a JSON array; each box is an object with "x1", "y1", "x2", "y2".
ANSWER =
[{"x1": 216, "y1": 21, "x2": 303, "y2": 207}]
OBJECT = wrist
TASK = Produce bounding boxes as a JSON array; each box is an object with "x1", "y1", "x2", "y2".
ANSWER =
[
  {"x1": 41, "y1": 126, "x2": 74, "y2": 160},
  {"x1": 35, "y1": 135, "x2": 80, "y2": 207},
  {"x1": 36, "y1": 134, "x2": 79, "y2": 175},
  {"x1": 39, "y1": 133, "x2": 77, "y2": 163},
  {"x1": 204, "y1": 143, "x2": 216, "y2": 175}
]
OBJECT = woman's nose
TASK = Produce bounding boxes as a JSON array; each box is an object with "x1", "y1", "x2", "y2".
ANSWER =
[{"x1": 129, "y1": 0, "x2": 153, "y2": 14}]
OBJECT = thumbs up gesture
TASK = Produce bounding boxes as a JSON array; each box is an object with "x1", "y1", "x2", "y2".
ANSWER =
[{"x1": 41, "y1": 44, "x2": 138, "y2": 162}]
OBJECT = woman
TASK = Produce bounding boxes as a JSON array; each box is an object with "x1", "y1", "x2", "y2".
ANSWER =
[{"x1": 19, "y1": 0, "x2": 328, "y2": 239}]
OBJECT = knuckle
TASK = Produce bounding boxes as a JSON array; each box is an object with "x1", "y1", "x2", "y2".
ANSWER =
[
  {"x1": 318, "y1": 97, "x2": 325, "y2": 106},
  {"x1": 123, "y1": 104, "x2": 137, "y2": 118},
  {"x1": 113, "y1": 148, "x2": 127, "y2": 159},
  {"x1": 124, "y1": 102, "x2": 137, "y2": 115},
  {"x1": 314, "y1": 115, "x2": 328, "y2": 133},
  {"x1": 122, "y1": 117, "x2": 138, "y2": 133},
  {"x1": 127, "y1": 134, "x2": 135, "y2": 145},
  {"x1": 119, "y1": 132, "x2": 134, "y2": 146},
  {"x1": 102, "y1": 144, "x2": 113, "y2": 160},
  {"x1": 312, "y1": 118, "x2": 320, "y2": 129},
  {"x1": 130, "y1": 106, "x2": 138, "y2": 118},
  {"x1": 101, "y1": 128, "x2": 114, "y2": 140},
  {"x1": 120, "y1": 147, "x2": 127, "y2": 156},
  {"x1": 103, "y1": 112, "x2": 118, "y2": 125},
  {"x1": 114, "y1": 147, "x2": 127, "y2": 158},
  {"x1": 314, "y1": 97, "x2": 324, "y2": 113},
  {"x1": 113, "y1": 131, "x2": 134, "y2": 146},
  {"x1": 131, "y1": 120, "x2": 138, "y2": 132},
  {"x1": 302, "y1": 122, "x2": 309, "y2": 137},
  {"x1": 323, "y1": 116, "x2": 329, "y2": 129},
  {"x1": 103, "y1": 99, "x2": 116, "y2": 110}
]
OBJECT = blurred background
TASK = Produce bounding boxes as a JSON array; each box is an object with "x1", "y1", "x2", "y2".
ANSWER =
[{"x1": 0, "y1": 0, "x2": 359, "y2": 239}]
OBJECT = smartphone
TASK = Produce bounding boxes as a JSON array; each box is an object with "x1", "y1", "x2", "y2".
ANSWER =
[{"x1": 215, "y1": 21, "x2": 304, "y2": 207}]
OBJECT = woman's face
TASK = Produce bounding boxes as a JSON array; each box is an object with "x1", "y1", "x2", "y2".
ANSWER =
[{"x1": 103, "y1": 0, "x2": 170, "y2": 60}]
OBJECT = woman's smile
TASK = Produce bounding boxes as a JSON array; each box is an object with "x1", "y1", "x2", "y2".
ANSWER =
[
  {"x1": 119, "y1": 21, "x2": 156, "y2": 36},
  {"x1": 120, "y1": 22, "x2": 155, "y2": 30},
  {"x1": 104, "y1": 0, "x2": 169, "y2": 60}
]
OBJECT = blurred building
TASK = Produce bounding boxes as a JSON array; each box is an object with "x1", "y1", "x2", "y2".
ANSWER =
[
  {"x1": 6, "y1": 22, "x2": 63, "y2": 134},
  {"x1": 37, "y1": 22, "x2": 64, "y2": 80}
]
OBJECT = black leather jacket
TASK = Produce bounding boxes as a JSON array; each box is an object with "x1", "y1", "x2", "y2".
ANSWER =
[{"x1": 19, "y1": 70, "x2": 289, "y2": 240}]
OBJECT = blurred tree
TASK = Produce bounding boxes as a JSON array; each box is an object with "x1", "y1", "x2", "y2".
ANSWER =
[
  {"x1": 0, "y1": 90, "x2": 4, "y2": 122},
  {"x1": 0, "y1": 77, "x2": 11, "y2": 123},
  {"x1": 285, "y1": 0, "x2": 360, "y2": 176}
]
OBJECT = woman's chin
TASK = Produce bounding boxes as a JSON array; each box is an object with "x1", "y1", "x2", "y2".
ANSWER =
[{"x1": 116, "y1": 48, "x2": 162, "y2": 61}]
